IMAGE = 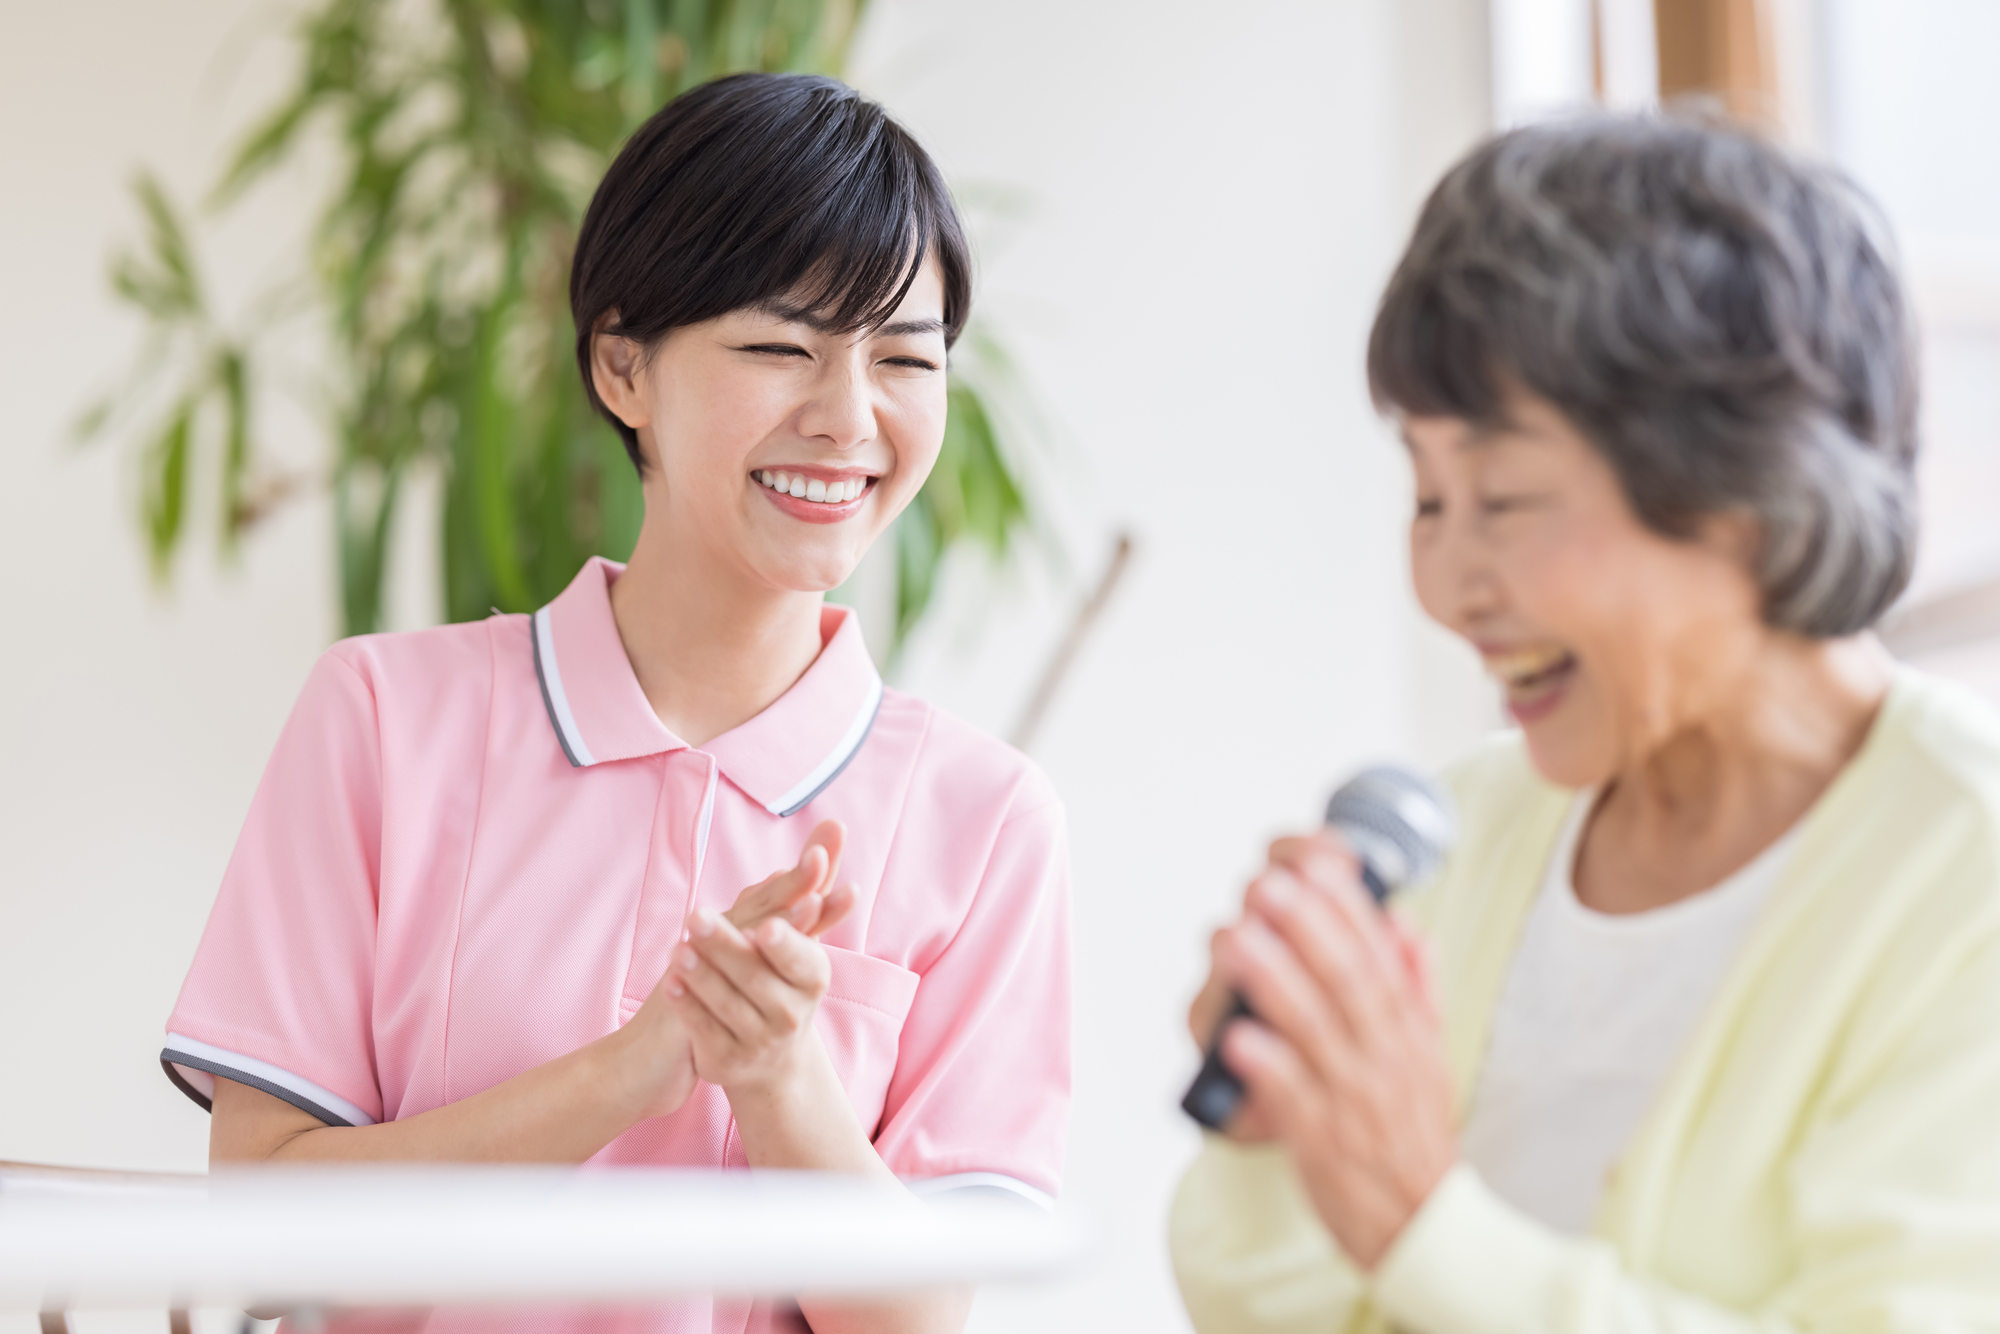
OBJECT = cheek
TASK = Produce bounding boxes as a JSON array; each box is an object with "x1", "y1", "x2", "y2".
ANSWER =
[
  {"x1": 1502, "y1": 516, "x2": 1639, "y2": 642},
  {"x1": 886, "y1": 385, "x2": 949, "y2": 489},
  {"x1": 654, "y1": 368, "x2": 783, "y2": 482},
  {"x1": 1408, "y1": 526, "x2": 1451, "y2": 625},
  {"x1": 1524, "y1": 534, "x2": 1721, "y2": 745}
]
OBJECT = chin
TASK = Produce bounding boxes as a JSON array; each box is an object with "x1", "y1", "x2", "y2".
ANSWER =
[
  {"x1": 765, "y1": 554, "x2": 862, "y2": 596},
  {"x1": 1518, "y1": 722, "x2": 1617, "y2": 793}
]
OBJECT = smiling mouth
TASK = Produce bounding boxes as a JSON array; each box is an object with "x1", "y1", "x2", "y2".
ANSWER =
[
  {"x1": 1485, "y1": 645, "x2": 1579, "y2": 700},
  {"x1": 754, "y1": 469, "x2": 872, "y2": 505}
]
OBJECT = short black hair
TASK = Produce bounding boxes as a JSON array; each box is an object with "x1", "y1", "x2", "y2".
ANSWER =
[
  {"x1": 1368, "y1": 115, "x2": 1919, "y2": 638},
  {"x1": 571, "y1": 72, "x2": 972, "y2": 471}
]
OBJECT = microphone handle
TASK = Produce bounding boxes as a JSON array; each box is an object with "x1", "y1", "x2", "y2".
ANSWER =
[
  {"x1": 1180, "y1": 858, "x2": 1389, "y2": 1132},
  {"x1": 1181, "y1": 994, "x2": 1255, "y2": 1130}
]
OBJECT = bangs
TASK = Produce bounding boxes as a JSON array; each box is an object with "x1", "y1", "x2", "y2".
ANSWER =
[
  {"x1": 750, "y1": 135, "x2": 948, "y2": 338},
  {"x1": 1366, "y1": 267, "x2": 1512, "y2": 427},
  {"x1": 684, "y1": 82, "x2": 961, "y2": 340}
]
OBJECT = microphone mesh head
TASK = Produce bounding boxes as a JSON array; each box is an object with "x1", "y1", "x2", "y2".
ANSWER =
[{"x1": 1323, "y1": 765, "x2": 1457, "y2": 894}]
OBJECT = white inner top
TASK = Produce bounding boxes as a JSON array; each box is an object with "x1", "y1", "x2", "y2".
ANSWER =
[{"x1": 1459, "y1": 792, "x2": 1798, "y2": 1234}]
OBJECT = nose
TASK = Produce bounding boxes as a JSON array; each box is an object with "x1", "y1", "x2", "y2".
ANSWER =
[
  {"x1": 796, "y1": 354, "x2": 875, "y2": 451},
  {"x1": 1415, "y1": 508, "x2": 1501, "y2": 635}
]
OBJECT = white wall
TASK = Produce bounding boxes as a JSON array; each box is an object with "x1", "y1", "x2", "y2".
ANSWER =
[{"x1": 0, "y1": 2, "x2": 1493, "y2": 1330}]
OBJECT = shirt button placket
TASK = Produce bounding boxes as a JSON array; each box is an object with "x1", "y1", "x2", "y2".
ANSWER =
[{"x1": 622, "y1": 749, "x2": 720, "y2": 1016}]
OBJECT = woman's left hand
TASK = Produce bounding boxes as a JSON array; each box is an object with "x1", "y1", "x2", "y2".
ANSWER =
[
  {"x1": 664, "y1": 909, "x2": 832, "y2": 1096},
  {"x1": 1214, "y1": 831, "x2": 1458, "y2": 1270}
]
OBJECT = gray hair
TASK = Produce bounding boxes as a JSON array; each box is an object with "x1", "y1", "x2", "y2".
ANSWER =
[{"x1": 1368, "y1": 115, "x2": 1919, "y2": 638}]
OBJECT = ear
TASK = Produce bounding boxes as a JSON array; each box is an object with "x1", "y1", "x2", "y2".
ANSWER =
[
  {"x1": 1696, "y1": 508, "x2": 1764, "y2": 571},
  {"x1": 589, "y1": 313, "x2": 650, "y2": 431}
]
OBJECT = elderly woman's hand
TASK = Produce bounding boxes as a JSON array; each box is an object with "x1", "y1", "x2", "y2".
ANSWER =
[{"x1": 1214, "y1": 831, "x2": 1458, "y2": 1270}]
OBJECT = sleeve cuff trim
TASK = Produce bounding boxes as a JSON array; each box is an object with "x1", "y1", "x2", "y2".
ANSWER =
[
  {"x1": 1372, "y1": 1163, "x2": 1566, "y2": 1334},
  {"x1": 905, "y1": 1171, "x2": 1056, "y2": 1211},
  {"x1": 161, "y1": 1032, "x2": 376, "y2": 1128}
]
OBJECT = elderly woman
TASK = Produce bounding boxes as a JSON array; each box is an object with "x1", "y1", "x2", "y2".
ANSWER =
[{"x1": 1171, "y1": 118, "x2": 2000, "y2": 1332}]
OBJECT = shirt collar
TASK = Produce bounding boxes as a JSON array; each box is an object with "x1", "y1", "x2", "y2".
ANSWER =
[{"x1": 530, "y1": 557, "x2": 884, "y2": 817}]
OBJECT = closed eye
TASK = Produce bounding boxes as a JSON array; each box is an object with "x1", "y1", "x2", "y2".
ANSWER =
[
  {"x1": 882, "y1": 356, "x2": 940, "y2": 372},
  {"x1": 738, "y1": 343, "x2": 811, "y2": 358},
  {"x1": 1480, "y1": 493, "x2": 1550, "y2": 515}
]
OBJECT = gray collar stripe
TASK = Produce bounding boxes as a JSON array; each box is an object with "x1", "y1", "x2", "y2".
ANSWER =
[
  {"x1": 531, "y1": 607, "x2": 588, "y2": 769},
  {"x1": 776, "y1": 686, "x2": 884, "y2": 817}
]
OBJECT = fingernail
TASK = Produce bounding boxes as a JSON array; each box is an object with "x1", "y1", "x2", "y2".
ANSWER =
[
  {"x1": 689, "y1": 911, "x2": 718, "y2": 938},
  {"x1": 760, "y1": 919, "x2": 786, "y2": 945},
  {"x1": 789, "y1": 895, "x2": 817, "y2": 924},
  {"x1": 663, "y1": 975, "x2": 685, "y2": 997},
  {"x1": 676, "y1": 945, "x2": 701, "y2": 972},
  {"x1": 1260, "y1": 874, "x2": 1296, "y2": 908}
]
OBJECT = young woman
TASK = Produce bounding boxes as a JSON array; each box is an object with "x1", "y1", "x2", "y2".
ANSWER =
[
  {"x1": 1172, "y1": 117, "x2": 2000, "y2": 1331},
  {"x1": 161, "y1": 74, "x2": 1070, "y2": 1334}
]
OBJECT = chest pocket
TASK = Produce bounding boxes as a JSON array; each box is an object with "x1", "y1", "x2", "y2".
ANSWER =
[{"x1": 815, "y1": 945, "x2": 920, "y2": 1137}]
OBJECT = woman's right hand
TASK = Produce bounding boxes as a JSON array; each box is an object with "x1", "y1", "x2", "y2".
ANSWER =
[{"x1": 607, "y1": 820, "x2": 858, "y2": 1120}]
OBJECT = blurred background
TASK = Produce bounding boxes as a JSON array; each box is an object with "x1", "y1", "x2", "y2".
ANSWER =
[{"x1": 1, "y1": 0, "x2": 1996, "y2": 1330}]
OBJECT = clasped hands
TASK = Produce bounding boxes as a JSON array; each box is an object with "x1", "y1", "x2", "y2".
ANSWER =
[
  {"x1": 610, "y1": 819, "x2": 856, "y2": 1121},
  {"x1": 1189, "y1": 829, "x2": 1458, "y2": 1270}
]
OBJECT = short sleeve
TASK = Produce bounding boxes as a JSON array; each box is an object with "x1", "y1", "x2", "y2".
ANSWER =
[
  {"x1": 161, "y1": 649, "x2": 385, "y2": 1127},
  {"x1": 872, "y1": 796, "x2": 1071, "y2": 1208}
]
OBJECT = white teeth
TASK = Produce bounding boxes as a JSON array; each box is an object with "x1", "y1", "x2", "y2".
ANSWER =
[
  {"x1": 1485, "y1": 646, "x2": 1574, "y2": 686},
  {"x1": 755, "y1": 472, "x2": 870, "y2": 503}
]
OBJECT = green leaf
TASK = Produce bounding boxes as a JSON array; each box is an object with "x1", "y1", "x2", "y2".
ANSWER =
[
  {"x1": 111, "y1": 174, "x2": 203, "y2": 319},
  {"x1": 142, "y1": 398, "x2": 195, "y2": 582},
  {"x1": 71, "y1": 394, "x2": 117, "y2": 445},
  {"x1": 335, "y1": 455, "x2": 403, "y2": 634}
]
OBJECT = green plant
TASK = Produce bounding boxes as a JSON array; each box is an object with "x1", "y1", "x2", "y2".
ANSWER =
[{"x1": 86, "y1": 0, "x2": 1034, "y2": 661}]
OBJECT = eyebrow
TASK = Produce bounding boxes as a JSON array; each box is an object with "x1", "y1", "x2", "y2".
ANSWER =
[
  {"x1": 1395, "y1": 415, "x2": 1528, "y2": 454},
  {"x1": 753, "y1": 302, "x2": 945, "y2": 340},
  {"x1": 879, "y1": 317, "x2": 947, "y2": 338}
]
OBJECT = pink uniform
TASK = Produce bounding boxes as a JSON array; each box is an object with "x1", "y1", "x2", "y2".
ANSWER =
[{"x1": 163, "y1": 557, "x2": 1071, "y2": 1333}]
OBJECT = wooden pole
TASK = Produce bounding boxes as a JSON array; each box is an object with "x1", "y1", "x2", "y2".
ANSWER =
[
  {"x1": 1010, "y1": 534, "x2": 1135, "y2": 753},
  {"x1": 1652, "y1": 0, "x2": 1779, "y2": 128}
]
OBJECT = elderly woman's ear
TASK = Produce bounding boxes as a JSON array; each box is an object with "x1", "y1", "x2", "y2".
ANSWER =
[{"x1": 1696, "y1": 510, "x2": 1764, "y2": 574}]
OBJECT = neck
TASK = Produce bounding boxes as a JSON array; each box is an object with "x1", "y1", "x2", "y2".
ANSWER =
[
  {"x1": 608, "y1": 510, "x2": 828, "y2": 749},
  {"x1": 1579, "y1": 632, "x2": 1895, "y2": 912}
]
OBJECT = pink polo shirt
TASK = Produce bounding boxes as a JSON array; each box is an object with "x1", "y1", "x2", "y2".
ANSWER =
[{"x1": 163, "y1": 557, "x2": 1070, "y2": 1333}]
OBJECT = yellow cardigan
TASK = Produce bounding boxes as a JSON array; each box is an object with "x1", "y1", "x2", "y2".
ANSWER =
[{"x1": 1170, "y1": 669, "x2": 2000, "y2": 1333}]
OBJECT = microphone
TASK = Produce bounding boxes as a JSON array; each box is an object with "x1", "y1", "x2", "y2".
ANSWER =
[{"x1": 1180, "y1": 765, "x2": 1457, "y2": 1132}]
